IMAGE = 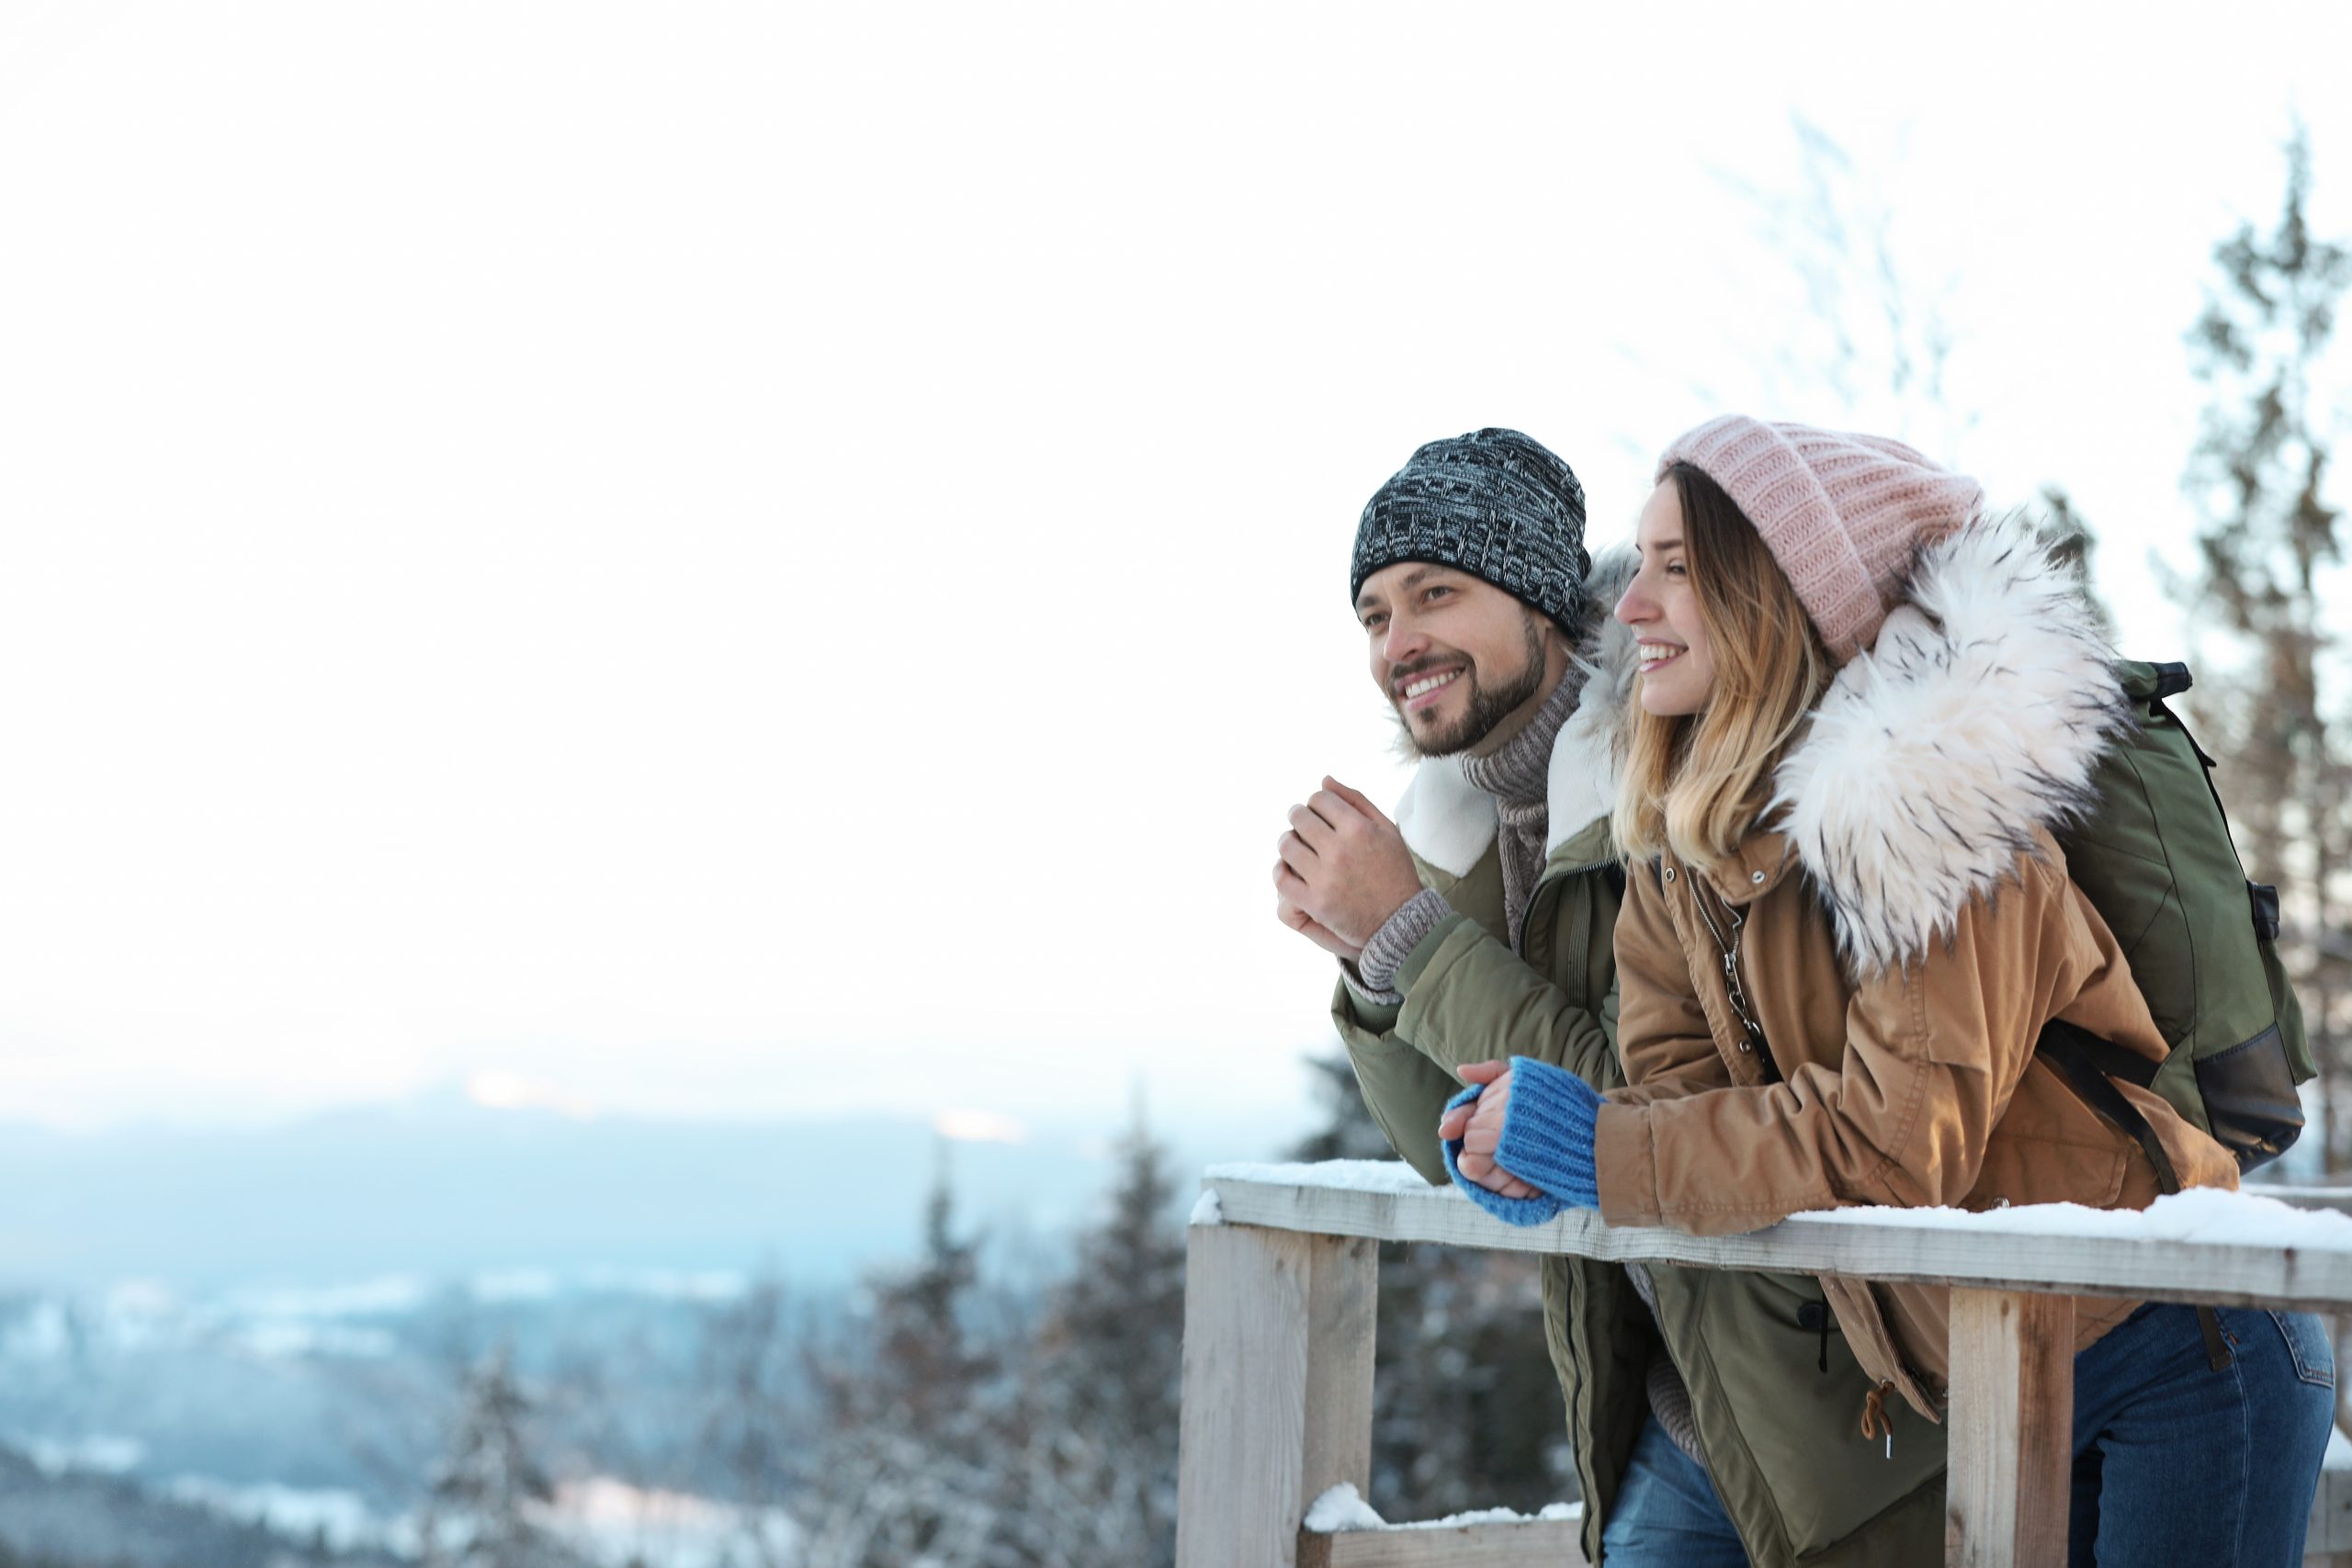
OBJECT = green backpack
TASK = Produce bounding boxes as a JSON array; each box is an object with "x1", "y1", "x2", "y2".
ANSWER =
[{"x1": 2043, "y1": 660, "x2": 2313, "y2": 1173}]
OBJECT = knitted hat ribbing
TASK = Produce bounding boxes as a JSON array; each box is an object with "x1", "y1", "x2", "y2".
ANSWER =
[
  {"x1": 1352, "y1": 428, "x2": 1590, "y2": 628},
  {"x1": 1657, "y1": 416, "x2": 1984, "y2": 661}
]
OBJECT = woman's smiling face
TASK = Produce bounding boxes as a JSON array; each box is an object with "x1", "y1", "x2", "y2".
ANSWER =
[{"x1": 1615, "y1": 479, "x2": 1719, "y2": 716}]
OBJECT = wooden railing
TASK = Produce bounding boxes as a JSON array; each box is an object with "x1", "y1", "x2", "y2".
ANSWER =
[{"x1": 1172, "y1": 1161, "x2": 2352, "y2": 1568}]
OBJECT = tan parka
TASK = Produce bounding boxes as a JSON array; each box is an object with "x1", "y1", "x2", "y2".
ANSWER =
[{"x1": 1594, "y1": 515, "x2": 2239, "y2": 1420}]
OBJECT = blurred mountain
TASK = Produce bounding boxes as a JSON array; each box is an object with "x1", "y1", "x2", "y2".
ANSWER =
[{"x1": 0, "y1": 1093, "x2": 1306, "y2": 1292}]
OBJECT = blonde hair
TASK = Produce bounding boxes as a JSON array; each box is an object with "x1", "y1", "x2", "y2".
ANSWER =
[{"x1": 1613, "y1": 463, "x2": 1834, "y2": 873}]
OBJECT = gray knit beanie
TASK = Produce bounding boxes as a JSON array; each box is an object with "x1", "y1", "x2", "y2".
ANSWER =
[{"x1": 1351, "y1": 428, "x2": 1591, "y2": 628}]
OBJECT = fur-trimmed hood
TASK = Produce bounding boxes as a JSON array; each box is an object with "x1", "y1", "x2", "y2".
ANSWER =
[
  {"x1": 1393, "y1": 547, "x2": 1639, "y2": 876},
  {"x1": 1771, "y1": 514, "x2": 2122, "y2": 976}
]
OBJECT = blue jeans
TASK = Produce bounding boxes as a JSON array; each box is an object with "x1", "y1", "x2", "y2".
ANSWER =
[
  {"x1": 2069, "y1": 1302, "x2": 2335, "y2": 1566},
  {"x1": 1599, "y1": 1415, "x2": 1748, "y2": 1566}
]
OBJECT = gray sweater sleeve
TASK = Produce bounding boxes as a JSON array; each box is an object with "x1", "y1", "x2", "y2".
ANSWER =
[{"x1": 1340, "y1": 888, "x2": 1455, "y2": 1004}]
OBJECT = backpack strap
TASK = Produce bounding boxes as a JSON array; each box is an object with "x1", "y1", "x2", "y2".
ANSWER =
[
  {"x1": 2037, "y1": 1020, "x2": 2234, "y2": 1371},
  {"x1": 2047, "y1": 1026, "x2": 2160, "y2": 1090},
  {"x1": 2040, "y1": 1021, "x2": 2183, "y2": 1191}
]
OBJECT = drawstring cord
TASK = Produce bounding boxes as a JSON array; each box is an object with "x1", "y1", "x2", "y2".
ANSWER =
[{"x1": 1860, "y1": 1382, "x2": 1894, "y2": 1459}]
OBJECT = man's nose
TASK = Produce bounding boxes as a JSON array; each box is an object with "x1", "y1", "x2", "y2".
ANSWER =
[{"x1": 1381, "y1": 614, "x2": 1429, "y2": 666}]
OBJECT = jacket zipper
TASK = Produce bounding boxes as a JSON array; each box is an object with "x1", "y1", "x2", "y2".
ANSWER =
[
  {"x1": 1722, "y1": 921, "x2": 1766, "y2": 1055},
  {"x1": 1516, "y1": 853, "x2": 1604, "y2": 956},
  {"x1": 1682, "y1": 860, "x2": 1766, "y2": 1054}
]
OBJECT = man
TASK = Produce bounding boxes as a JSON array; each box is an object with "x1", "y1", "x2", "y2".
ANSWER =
[{"x1": 1271, "y1": 428, "x2": 1944, "y2": 1567}]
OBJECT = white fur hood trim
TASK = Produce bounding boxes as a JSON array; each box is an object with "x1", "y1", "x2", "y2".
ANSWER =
[
  {"x1": 1394, "y1": 547, "x2": 1637, "y2": 875},
  {"x1": 1392, "y1": 757, "x2": 1492, "y2": 879},
  {"x1": 1771, "y1": 515, "x2": 2122, "y2": 976}
]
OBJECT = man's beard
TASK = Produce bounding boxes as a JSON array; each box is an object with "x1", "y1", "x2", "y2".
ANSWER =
[{"x1": 1389, "y1": 614, "x2": 1549, "y2": 760}]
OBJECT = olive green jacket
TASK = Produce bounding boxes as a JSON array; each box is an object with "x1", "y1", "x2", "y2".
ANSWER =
[{"x1": 1329, "y1": 641, "x2": 1946, "y2": 1565}]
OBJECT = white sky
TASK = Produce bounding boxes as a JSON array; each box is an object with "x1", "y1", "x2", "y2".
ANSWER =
[{"x1": 3, "y1": 2, "x2": 2350, "y2": 1134}]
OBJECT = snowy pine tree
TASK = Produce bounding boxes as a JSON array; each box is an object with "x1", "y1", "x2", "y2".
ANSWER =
[
  {"x1": 1010, "y1": 1096, "x2": 1188, "y2": 1566},
  {"x1": 871, "y1": 1161, "x2": 993, "y2": 1427},
  {"x1": 2177, "y1": 122, "x2": 2352, "y2": 1174},
  {"x1": 796, "y1": 1149, "x2": 1002, "y2": 1568},
  {"x1": 1042, "y1": 1096, "x2": 1185, "y2": 1442},
  {"x1": 419, "y1": 1348, "x2": 582, "y2": 1568},
  {"x1": 696, "y1": 1278, "x2": 804, "y2": 1568}
]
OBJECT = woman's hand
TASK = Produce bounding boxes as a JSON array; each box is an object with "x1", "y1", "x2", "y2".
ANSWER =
[{"x1": 1442, "y1": 1060, "x2": 1538, "y2": 1199}]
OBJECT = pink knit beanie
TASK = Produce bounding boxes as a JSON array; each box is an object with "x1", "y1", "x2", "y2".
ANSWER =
[{"x1": 1656, "y1": 416, "x2": 1985, "y2": 662}]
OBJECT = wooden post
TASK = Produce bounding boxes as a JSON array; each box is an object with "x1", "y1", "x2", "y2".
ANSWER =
[
  {"x1": 1945, "y1": 1287, "x2": 2075, "y2": 1568},
  {"x1": 1302, "y1": 1226, "x2": 1379, "y2": 1503},
  {"x1": 1175, "y1": 1222, "x2": 1377, "y2": 1568}
]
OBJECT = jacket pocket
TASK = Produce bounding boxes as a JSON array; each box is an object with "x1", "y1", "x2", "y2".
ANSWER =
[{"x1": 1816, "y1": 1274, "x2": 1942, "y2": 1423}]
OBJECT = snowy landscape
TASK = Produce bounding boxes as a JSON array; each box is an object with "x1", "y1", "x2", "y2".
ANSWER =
[
  {"x1": 0, "y1": 1055, "x2": 1586, "y2": 1568},
  {"x1": 0, "y1": 1262, "x2": 786, "y2": 1562},
  {"x1": 0, "y1": 1094, "x2": 1313, "y2": 1568}
]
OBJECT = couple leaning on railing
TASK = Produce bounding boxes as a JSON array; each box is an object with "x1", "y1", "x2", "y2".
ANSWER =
[{"x1": 1267, "y1": 419, "x2": 2330, "y2": 1567}]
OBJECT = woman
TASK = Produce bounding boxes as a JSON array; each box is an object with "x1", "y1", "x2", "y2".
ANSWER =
[{"x1": 1442, "y1": 416, "x2": 2335, "y2": 1565}]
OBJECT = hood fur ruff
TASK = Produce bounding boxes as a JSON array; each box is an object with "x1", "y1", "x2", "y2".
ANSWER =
[
  {"x1": 1771, "y1": 514, "x2": 2123, "y2": 977},
  {"x1": 1393, "y1": 547, "x2": 1638, "y2": 877}
]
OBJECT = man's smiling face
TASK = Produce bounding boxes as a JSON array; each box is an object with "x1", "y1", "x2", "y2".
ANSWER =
[{"x1": 1355, "y1": 562, "x2": 1553, "y2": 757}]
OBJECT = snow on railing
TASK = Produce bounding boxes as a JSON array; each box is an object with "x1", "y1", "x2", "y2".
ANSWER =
[{"x1": 1173, "y1": 1162, "x2": 2352, "y2": 1568}]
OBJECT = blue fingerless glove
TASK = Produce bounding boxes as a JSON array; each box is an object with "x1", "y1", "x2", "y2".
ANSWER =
[{"x1": 1441, "y1": 1056, "x2": 1603, "y2": 1226}]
